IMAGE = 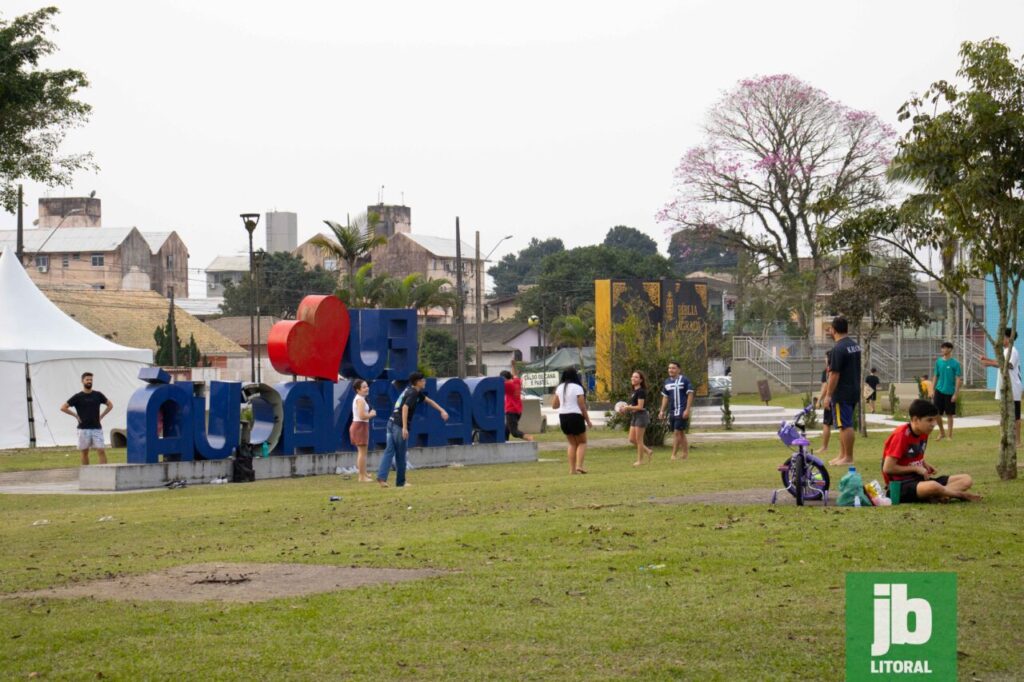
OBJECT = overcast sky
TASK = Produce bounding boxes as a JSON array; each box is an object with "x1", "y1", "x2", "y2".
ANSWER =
[{"x1": 3, "y1": 0, "x2": 1023, "y2": 298}]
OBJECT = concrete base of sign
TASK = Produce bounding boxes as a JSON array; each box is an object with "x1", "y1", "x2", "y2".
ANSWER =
[{"x1": 78, "y1": 441, "x2": 538, "y2": 491}]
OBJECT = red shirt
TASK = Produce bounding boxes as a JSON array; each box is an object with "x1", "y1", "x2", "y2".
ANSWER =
[
  {"x1": 881, "y1": 424, "x2": 929, "y2": 485},
  {"x1": 504, "y1": 377, "x2": 523, "y2": 414}
]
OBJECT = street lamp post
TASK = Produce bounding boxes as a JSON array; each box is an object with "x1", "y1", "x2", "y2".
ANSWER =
[
  {"x1": 475, "y1": 233, "x2": 513, "y2": 376},
  {"x1": 240, "y1": 213, "x2": 260, "y2": 384}
]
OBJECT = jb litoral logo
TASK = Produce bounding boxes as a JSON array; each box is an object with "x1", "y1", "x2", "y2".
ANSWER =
[{"x1": 846, "y1": 573, "x2": 957, "y2": 681}]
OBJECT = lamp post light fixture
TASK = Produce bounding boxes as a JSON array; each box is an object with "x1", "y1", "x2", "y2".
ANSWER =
[
  {"x1": 240, "y1": 213, "x2": 260, "y2": 384},
  {"x1": 475, "y1": 234, "x2": 514, "y2": 375}
]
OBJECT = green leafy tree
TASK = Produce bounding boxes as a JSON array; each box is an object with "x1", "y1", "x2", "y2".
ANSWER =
[
  {"x1": 418, "y1": 327, "x2": 459, "y2": 377},
  {"x1": 313, "y1": 212, "x2": 387, "y2": 285},
  {"x1": 221, "y1": 251, "x2": 338, "y2": 319},
  {"x1": 336, "y1": 263, "x2": 391, "y2": 308},
  {"x1": 487, "y1": 237, "x2": 564, "y2": 296},
  {"x1": 381, "y1": 273, "x2": 459, "y2": 317},
  {"x1": 0, "y1": 7, "x2": 96, "y2": 212},
  {"x1": 667, "y1": 224, "x2": 740, "y2": 275},
  {"x1": 830, "y1": 258, "x2": 931, "y2": 435},
  {"x1": 832, "y1": 39, "x2": 1024, "y2": 479},
  {"x1": 153, "y1": 310, "x2": 202, "y2": 367},
  {"x1": 602, "y1": 225, "x2": 658, "y2": 256},
  {"x1": 516, "y1": 245, "x2": 674, "y2": 325},
  {"x1": 550, "y1": 314, "x2": 594, "y2": 381}
]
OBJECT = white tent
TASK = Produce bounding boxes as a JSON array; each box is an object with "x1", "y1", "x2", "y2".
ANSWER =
[{"x1": 0, "y1": 249, "x2": 152, "y2": 449}]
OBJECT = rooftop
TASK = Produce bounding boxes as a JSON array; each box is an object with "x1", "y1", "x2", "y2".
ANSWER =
[
  {"x1": 402, "y1": 233, "x2": 479, "y2": 260},
  {"x1": 206, "y1": 316, "x2": 281, "y2": 346},
  {"x1": 206, "y1": 255, "x2": 251, "y2": 272},
  {"x1": 42, "y1": 288, "x2": 247, "y2": 356},
  {"x1": 0, "y1": 227, "x2": 140, "y2": 254}
]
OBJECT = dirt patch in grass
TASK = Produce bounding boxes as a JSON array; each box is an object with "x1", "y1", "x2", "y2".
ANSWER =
[
  {"x1": 652, "y1": 488, "x2": 828, "y2": 506},
  {"x1": 12, "y1": 563, "x2": 448, "y2": 603}
]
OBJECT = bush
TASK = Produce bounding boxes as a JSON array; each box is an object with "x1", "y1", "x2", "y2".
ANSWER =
[
  {"x1": 801, "y1": 391, "x2": 819, "y2": 429},
  {"x1": 889, "y1": 384, "x2": 903, "y2": 420},
  {"x1": 720, "y1": 390, "x2": 734, "y2": 430}
]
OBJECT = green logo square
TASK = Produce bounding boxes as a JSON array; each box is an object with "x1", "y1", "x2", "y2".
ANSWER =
[{"x1": 846, "y1": 572, "x2": 957, "y2": 681}]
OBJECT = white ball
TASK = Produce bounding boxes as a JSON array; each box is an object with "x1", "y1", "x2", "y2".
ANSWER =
[{"x1": 614, "y1": 401, "x2": 628, "y2": 415}]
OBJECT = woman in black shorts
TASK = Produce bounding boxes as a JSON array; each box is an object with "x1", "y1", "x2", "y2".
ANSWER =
[
  {"x1": 552, "y1": 367, "x2": 592, "y2": 475},
  {"x1": 625, "y1": 370, "x2": 654, "y2": 466}
]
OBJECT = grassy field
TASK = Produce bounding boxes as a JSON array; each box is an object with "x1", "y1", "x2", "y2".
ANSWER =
[
  {"x1": 732, "y1": 388, "x2": 1000, "y2": 418},
  {"x1": 1, "y1": 428, "x2": 1022, "y2": 680}
]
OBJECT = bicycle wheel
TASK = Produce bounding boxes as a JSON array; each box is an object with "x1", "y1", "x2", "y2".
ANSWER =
[{"x1": 793, "y1": 452, "x2": 805, "y2": 506}]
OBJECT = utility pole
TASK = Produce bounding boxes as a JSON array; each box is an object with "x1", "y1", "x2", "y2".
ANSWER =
[
  {"x1": 254, "y1": 250, "x2": 263, "y2": 383},
  {"x1": 168, "y1": 286, "x2": 178, "y2": 368},
  {"x1": 475, "y1": 230, "x2": 483, "y2": 376},
  {"x1": 16, "y1": 185, "x2": 24, "y2": 263},
  {"x1": 455, "y1": 217, "x2": 466, "y2": 378}
]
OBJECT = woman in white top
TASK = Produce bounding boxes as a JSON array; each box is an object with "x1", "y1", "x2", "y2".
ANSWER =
[
  {"x1": 551, "y1": 367, "x2": 593, "y2": 475},
  {"x1": 349, "y1": 379, "x2": 377, "y2": 482},
  {"x1": 980, "y1": 327, "x2": 1022, "y2": 443}
]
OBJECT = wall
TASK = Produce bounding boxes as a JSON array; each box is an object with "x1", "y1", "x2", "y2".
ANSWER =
[
  {"x1": 37, "y1": 197, "x2": 102, "y2": 228},
  {"x1": 150, "y1": 233, "x2": 190, "y2": 298}
]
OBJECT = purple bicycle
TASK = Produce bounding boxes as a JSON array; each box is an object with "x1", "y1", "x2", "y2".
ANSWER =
[{"x1": 771, "y1": 405, "x2": 831, "y2": 506}]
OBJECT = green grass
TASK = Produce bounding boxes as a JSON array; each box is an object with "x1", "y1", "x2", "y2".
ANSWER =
[
  {"x1": 732, "y1": 389, "x2": 1000, "y2": 418},
  {"x1": 0, "y1": 447, "x2": 128, "y2": 473},
  {"x1": 1, "y1": 429, "x2": 1022, "y2": 680}
]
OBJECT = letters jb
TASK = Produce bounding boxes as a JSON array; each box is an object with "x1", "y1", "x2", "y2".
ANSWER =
[{"x1": 126, "y1": 296, "x2": 506, "y2": 464}]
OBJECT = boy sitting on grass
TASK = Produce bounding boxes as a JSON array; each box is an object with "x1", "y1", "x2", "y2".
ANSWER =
[{"x1": 882, "y1": 399, "x2": 981, "y2": 503}]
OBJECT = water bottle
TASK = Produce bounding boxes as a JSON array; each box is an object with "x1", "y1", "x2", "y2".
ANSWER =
[{"x1": 854, "y1": 495, "x2": 862, "y2": 507}]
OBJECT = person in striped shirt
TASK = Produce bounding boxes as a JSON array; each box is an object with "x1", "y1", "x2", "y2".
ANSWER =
[{"x1": 658, "y1": 361, "x2": 694, "y2": 461}]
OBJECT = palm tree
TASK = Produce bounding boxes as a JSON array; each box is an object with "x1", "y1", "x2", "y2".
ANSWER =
[
  {"x1": 312, "y1": 211, "x2": 387, "y2": 285},
  {"x1": 382, "y1": 273, "x2": 459, "y2": 318},
  {"x1": 336, "y1": 263, "x2": 392, "y2": 308},
  {"x1": 551, "y1": 314, "x2": 594, "y2": 380}
]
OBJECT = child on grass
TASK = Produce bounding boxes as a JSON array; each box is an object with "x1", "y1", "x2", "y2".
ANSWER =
[{"x1": 881, "y1": 399, "x2": 981, "y2": 504}]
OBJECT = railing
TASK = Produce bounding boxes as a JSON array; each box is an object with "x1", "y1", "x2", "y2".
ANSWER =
[{"x1": 733, "y1": 337, "x2": 793, "y2": 390}]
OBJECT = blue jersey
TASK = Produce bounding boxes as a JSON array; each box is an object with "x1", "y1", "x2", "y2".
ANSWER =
[{"x1": 661, "y1": 375, "x2": 694, "y2": 416}]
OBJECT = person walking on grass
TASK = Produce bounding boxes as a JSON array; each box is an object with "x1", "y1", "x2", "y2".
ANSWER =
[
  {"x1": 552, "y1": 367, "x2": 592, "y2": 475},
  {"x1": 865, "y1": 367, "x2": 881, "y2": 414},
  {"x1": 816, "y1": 352, "x2": 833, "y2": 457},
  {"x1": 822, "y1": 316, "x2": 862, "y2": 467},
  {"x1": 350, "y1": 379, "x2": 377, "y2": 482},
  {"x1": 882, "y1": 399, "x2": 980, "y2": 503},
  {"x1": 659, "y1": 361, "x2": 694, "y2": 461},
  {"x1": 500, "y1": 363, "x2": 534, "y2": 442},
  {"x1": 377, "y1": 372, "x2": 448, "y2": 488},
  {"x1": 980, "y1": 328, "x2": 1022, "y2": 444},
  {"x1": 930, "y1": 341, "x2": 962, "y2": 441},
  {"x1": 625, "y1": 370, "x2": 654, "y2": 466},
  {"x1": 60, "y1": 372, "x2": 112, "y2": 466}
]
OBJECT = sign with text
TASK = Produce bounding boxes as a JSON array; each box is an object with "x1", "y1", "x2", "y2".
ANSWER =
[{"x1": 521, "y1": 371, "x2": 559, "y2": 390}]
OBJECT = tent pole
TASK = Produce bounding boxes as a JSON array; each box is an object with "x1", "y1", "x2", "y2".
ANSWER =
[{"x1": 25, "y1": 363, "x2": 36, "y2": 448}]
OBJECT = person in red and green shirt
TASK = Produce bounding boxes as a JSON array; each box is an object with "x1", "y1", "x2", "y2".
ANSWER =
[{"x1": 881, "y1": 399, "x2": 980, "y2": 503}]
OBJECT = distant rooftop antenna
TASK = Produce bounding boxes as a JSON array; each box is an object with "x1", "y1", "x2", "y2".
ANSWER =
[
  {"x1": 401, "y1": 191, "x2": 404, "y2": 205},
  {"x1": 379, "y1": 185, "x2": 385, "y2": 204}
]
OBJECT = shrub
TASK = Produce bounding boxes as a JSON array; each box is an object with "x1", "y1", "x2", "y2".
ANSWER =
[{"x1": 720, "y1": 390, "x2": 734, "y2": 430}]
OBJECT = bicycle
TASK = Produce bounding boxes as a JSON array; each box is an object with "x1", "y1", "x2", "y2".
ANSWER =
[{"x1": 771, "y1": 405, "x2": 831, "y2": 506}]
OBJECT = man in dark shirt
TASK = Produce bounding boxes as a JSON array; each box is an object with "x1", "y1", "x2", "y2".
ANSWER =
[
  {"x1": 377, "y1": 371, "x2": 449, "y2": 488},
  {"x1": 865, "y1": 368, "x2": 881, "y2": 414},
  {"x1": 60, "y1": 372, "x2": 113, "y2": 465},
  {"x1": 822, "y1": 316, "x2": 862, "y2": 466}
]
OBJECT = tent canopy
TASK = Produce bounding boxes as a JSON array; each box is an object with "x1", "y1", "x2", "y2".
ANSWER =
[
  {"x1": 522, "y1": 346, "x2": 596, "y2": 373},
  {"x1": 0, "y1": 249, "x2": 152, "y2": 448}
]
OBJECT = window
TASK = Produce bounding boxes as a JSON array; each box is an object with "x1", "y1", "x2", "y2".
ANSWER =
[
  {"x1": 62, "y1": 254, "x2": 69, "y2": 268},
  {"x1": 324, "y1": 258, "x2": 337, "y2": 272},
  {"x1": 91, "y1": 253, "x2": 104, "y2": 267},
  {"x1": 71, "y1": 253, "x2": 80, "y2": 260},
  {"x1": 91, "y1": 283, "x2": 105, "y2": 290},
  {"x1": 166, "y1": 255, "x2": 174, "y2": 268},
  {"x1": 35, "y1": 255, "x2": 49, "y2": 269}
]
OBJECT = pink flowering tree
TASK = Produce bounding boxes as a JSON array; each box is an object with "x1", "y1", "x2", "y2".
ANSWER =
[{"x1": 659, "y1": 74, "x2": 896, "y2": 335}]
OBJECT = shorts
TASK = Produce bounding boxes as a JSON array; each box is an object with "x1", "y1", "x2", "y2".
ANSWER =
[
  {"x1": 630, "y1": 410, "x2": 650, "y2": 428},
  {"x1": 505, "y1": 412, "x2": 526, "y2": 440},
  {"x1": 559, "y1": 413, "x2": 587, "y2": 436},
  {"x1": 668, "y1": 415, "x2": 689, "y2": 432},
  {"x1": 892, "y1": 476, "x2": 950, "y2": 503},
  {"x1": 78, "y1": 428, "x2": 105, "y2": 450},
  {"x1": 866, "y1": 391, "x2": 877, "y2": 403},
  {"x1": 933, "y1": 390, "x2": 955, "y2": 416},
  {"x1": 832, "y1": 403, "x2": 855, "y2": 430},
  {"x1": 349, "y1": 421, "x2": 369, "y2": 446},
  {"x1": 822, "y1": 406, "x2": 833, "y2": 427}
]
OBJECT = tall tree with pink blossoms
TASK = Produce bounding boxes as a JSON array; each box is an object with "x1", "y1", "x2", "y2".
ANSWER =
[{"x1": 659, "y1": 74, "x2": 896, "y2": 335}]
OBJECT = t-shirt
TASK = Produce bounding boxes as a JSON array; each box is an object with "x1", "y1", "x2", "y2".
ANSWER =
[
  {"x1": 865, "y1": 375, "x2": 881, "y2": 392},
  {"x1": 504, "y1": 377, "x2": 523, "y2": 415},
  {"x1": 932, "y1": 357, "x2": 961, "y2": 396},
  {"x1": 882, "y1": 424, "x2": 929, "y2": 486},
  {"x1": 352, "y1": 395, "x2": 370, "y2": 423},
  {"x1": 829, "y1": 336, "x2": 862, "y2": 405},
  {"x1": 820, "y1": 369, "x2": 827, "y2": 385},
  {"x1": 555, "y1": 382, "x2": 585, "y2": 414},
  {"x1": 391, "y1": 386, "x2": 427, "y2": 423},
  {"x1": 661, "y1": 375, "x2": 694, "y2": 416},
  {"x1": 628, "y1": 387, "x2": 647, "y2": 408},
  {"x1": 67, "y1": 391, "x2": 109, "y2": 430},
  {"x1": 995, "y1": 346, "x2": 1022, "y2": 401}
]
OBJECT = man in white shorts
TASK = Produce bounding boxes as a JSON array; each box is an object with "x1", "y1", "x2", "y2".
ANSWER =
[{"x1": 60, "y1": 372, "x2": 113, "y2": 465}]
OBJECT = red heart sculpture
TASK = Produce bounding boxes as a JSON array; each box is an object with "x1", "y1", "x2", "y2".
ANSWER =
[{"x1": 267, "y1": 295, "x2": 350, "y2": 382}]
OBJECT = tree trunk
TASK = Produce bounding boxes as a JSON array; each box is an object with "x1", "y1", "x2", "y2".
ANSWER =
[
  {"x1": 859, "y1": 333, "x2": 870, "y2": 438},
  {"x1": 995, "y1": 277, "x2": 1018, "y2": 480}
]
